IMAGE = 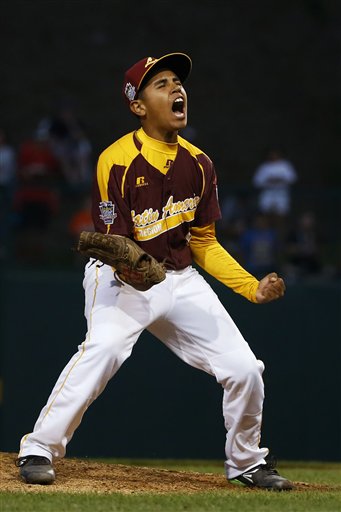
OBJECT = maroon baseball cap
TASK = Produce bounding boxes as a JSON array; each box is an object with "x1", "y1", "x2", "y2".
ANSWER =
[{"x1": 122, "y1": 52, "x2": 192, "y2": 106}]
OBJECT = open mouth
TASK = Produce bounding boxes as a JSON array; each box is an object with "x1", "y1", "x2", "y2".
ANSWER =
[{"x1": 172, "y1": 97, "x2": 185, "y2": 116}]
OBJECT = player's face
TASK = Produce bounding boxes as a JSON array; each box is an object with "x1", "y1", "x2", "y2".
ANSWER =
[{"x1": 133, "y1": 69, "x2": 188, "y2": 142}]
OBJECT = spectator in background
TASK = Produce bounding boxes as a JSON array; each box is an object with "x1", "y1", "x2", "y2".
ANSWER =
[
  {"x1": 0, "y1": 128, "x2": 17, "y2": 259},
  {"x1": 239, "y1": 212, "x2": 280, "y2": 279},
  {"x1": 218, "y1": 191, "x2": 250, "y2": 261},
  {"x1": 13, "y1": 184, "x2": 60, "y2": 233},
  {"x1": 14, "y1": 124, "x2": 61, "y2": 230},
  {"x1": 12, "y1": 125, "x2": 61, "y2": 263},
  {"x1": 17, "y1": 124, "x2": 60, "y2": 181},
  {"x1": 253, "y1": 147, "x2": 297, "y2": 217},
  {"x1": 39, "y1": 99, "x2": 93, "y2": 193},
  {"x1": 284, "y1": 211, "x2": 323, "y2": 280}
]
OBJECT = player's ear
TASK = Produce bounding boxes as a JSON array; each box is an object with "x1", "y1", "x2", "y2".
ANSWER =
[{"x1": 130, "y1": 99, "x2": 146, "y2": 118}]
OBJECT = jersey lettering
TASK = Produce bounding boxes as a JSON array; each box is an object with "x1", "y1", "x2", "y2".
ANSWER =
[
  {"x1": 131, "y1": 194, "x2": 200, "y2": 241},
  {"x1": 131, "y1": 207, "x2": 160, "y2": 226},
  {"x1": 162, "y1": 195, "x2": 200, "y2": 219}
]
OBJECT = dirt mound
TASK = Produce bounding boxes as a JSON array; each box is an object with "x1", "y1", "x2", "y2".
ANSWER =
[{"x1": 0, "y1": 452, "x2": 333, "y2": 494}]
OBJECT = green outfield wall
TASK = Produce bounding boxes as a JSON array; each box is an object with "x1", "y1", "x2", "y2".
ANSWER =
[{"x1": 1, "y1": 270, "x2": 340, "y2": 461}]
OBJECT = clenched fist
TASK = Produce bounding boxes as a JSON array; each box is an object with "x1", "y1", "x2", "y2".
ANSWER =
[{"x1": 256, "y1": 272, "x2": 286, "y2": 304}]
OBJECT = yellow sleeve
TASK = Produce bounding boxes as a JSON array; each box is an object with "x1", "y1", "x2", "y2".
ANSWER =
[{"x1": 190, "y1": 224, "x2": 259, "y2": 303}]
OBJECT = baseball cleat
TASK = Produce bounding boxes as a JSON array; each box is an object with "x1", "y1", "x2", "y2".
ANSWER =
[
  {"x1": 16, "y1": 455, "x2": 55, "y2": 484},
  {"x1": 233, "y1": 457, "x2": 294, "y2": 490}
]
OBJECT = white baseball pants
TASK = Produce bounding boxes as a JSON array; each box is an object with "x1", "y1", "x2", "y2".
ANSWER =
[{"x1": 19, "y1": 261, "x2": 269, "y2": 479}]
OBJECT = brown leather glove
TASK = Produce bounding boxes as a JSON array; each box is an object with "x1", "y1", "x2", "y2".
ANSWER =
[{"x1": 77, "y1": 231, "x2": 166, "y2": 291}]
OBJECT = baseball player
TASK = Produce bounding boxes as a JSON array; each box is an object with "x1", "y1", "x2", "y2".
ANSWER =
[{"x1": 16, "y1": 52, "x2": 293, "y2": 490}]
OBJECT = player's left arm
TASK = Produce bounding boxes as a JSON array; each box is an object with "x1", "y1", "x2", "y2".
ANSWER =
[{"x1": 189, "y1": 223, "x2": 285, "y2": 304}]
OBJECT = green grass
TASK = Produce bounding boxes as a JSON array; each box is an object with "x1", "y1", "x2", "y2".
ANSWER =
[
  {"x1": 1, "y1": 491, "x2": 340, "y2": 512},
  {"x1": 2, "y1": 490, "x2": 341, "y2": 512},
  {"x1": 1, "y1": 460, "x2": 340, "y2": 512}
]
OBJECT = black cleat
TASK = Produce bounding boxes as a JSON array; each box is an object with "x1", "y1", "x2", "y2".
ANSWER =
[
  {"x1": 234, "y1": 457, "x2": 294, "y2": 491},
  {"x1": 16, "y1": 455, "x2": 55, "y2": 485}
]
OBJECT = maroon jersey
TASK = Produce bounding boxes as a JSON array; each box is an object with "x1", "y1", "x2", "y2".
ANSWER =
[{"x1": 92, "y1": 129, "x2": 221, "y2": 270}]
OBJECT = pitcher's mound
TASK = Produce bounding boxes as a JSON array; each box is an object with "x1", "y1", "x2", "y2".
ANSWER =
[{"x1": 0, "y1": 452, "x2": 330, "y2": 494}]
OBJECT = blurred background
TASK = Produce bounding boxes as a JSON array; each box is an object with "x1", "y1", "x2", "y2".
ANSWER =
[{"x1": 1, "y1": 0, "x2": 340, "y2": 461}]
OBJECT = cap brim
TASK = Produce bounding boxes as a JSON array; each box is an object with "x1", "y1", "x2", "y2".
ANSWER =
[{"x1": 138, "y1": 52, "x2": 192, "y2": 92}]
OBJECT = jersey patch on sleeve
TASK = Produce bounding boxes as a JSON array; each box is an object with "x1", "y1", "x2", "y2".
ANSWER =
[{"x1": 99, "y1": 201, "x2": 118, "y2": 225}]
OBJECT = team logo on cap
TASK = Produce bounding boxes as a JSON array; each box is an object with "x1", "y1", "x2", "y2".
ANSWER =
[
  {"x1": 145, "y1": 57, "x2": 157, "y2": 68},
  {"x1": 124, "y1": 82, "x2": 136, "y2": 101}
]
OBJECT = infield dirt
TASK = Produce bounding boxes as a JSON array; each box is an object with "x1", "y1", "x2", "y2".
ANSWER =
[{"x1": 0, "y1": 452, "x2": 334, "y2": 494}]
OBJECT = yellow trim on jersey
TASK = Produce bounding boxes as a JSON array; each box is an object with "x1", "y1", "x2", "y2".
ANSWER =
[
  {"x1": 121, "y1": 166, "x2": 130, "y2": 198},
  {"x1": 190, "y1": 224, "x2": 260, "y2": 303},
  {"x1": 198, "y1": 162, "x2": 205, "y2": 198},
  {"x1": 96, "y1": 132, "x2": 140, "y2": 200},
  {"x1": 96, "y1": 129, "x2": 209, "y2": 203}
]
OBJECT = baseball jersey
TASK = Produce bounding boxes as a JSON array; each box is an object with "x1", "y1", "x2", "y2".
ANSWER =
[{"x1": 92, "y1": 128, "x2": 221, "y2": 270}]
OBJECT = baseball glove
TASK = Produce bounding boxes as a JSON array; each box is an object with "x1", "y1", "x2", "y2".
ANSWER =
[{"x1": 77, "y1": 231, "x2": 166, "y2": 291}]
